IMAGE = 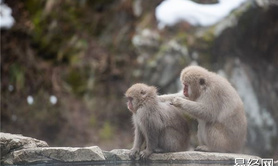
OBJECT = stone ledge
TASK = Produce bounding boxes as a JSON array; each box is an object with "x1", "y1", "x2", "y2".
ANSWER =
[
  {"x1": 1, "y1": 132, "x2": 274, "y2": 165},
  {"x1": 4, "y1": 146, "x2": 105, "y2": 165},
  {"x1": 105, "y1": 149, "x2": 261, "y2": 165},
  {"x1": 4, "y1": 148, "x2": 262, "y2": 165}
]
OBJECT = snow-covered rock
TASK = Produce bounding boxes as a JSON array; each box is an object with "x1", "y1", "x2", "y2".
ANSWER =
[{"x1": 155, "y1": 0, "x2": 246, "y2": 29}]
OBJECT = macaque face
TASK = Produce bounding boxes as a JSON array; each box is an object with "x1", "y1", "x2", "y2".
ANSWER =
[
  {"x1": 125, "y1": 83, "x2": 157, "y2": 114},
  {"x1": 183, "y1": 83, "x2": 189, "y2": 97},
  {"x1": 182, "y1": 79, "x2": 201, "y2": 101},
  {"x1": 180, "y1": 66, "x2": 209, "y2": 101},
  {"x1": 182, "y1": 79, "x2": 193, "y2": 98},
  {"x1": 127, "y1": 97, "x2": 135, "y2": 113}
]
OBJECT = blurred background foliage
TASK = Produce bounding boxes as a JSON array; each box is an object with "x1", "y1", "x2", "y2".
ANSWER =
[
  {"x1": 1, "y1": 0, "x2": 277, "y2": 159},
  {"x1": 1, "y1": 0, "x2": 140, "y2": 148}
]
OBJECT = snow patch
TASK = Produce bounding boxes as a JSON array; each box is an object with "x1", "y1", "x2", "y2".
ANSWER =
[
  {"x1": 155, "y1": 0, "x2": 246, "y2": 29},
  {"x1": 8, "y1": 84, "x2": 14, "y2": 92},
  {"x1": 230, "y1": 64, "x2": 276, "y2": 150},
  {"x1": 27, "y1": 96, "x2": 34, "y2": 105},
  {"x1": 0, "y1": 0, "x2": 15, "y2": 29},
  {"x1": 261, "y1": 108, "x2": 277, "y2": 150},
  {"x1": 231, "y1": 66, "x2": 262, "y2": 126},
  {"x1": 50, "y1": 95, "x2": 58, "y2": 105}
]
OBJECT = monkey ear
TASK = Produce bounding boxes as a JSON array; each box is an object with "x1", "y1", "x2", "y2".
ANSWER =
[
  {"x1": 150, "y1": 86, "x2": 157, "y2": 93},
  {"x1": 199, "y1": 78, "x2": 205, "y2": 85}
]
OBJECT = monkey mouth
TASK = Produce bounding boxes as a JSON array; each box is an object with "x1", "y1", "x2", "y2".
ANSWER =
[{"x1": 183, "y1": 84, "x2": 189, "y2": 97}]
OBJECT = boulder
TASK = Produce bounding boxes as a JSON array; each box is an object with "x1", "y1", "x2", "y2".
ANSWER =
[
  {"x1": 0, "y1": 132, "x2": 48, "y2": 157},
  {"x1": 3, "y1": 146, "x2": 105, "y2": 165}
]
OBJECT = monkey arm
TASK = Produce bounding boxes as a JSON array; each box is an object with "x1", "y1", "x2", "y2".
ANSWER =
[
  {"x1": 129, "y1": 126, "x2": 144, "y2": 159},
  {"x1": 172, "y1": 97, "x2": 216, "y2": 122},
  {"x1": 145, "y1": 129, "x2": 159, "y2": 151},
  {"x1": 158, "y1": 91, "x2": 185, "y2": 102},
  {"x1": 132, "y1": 127, "x2": 144, "y2": 150}
]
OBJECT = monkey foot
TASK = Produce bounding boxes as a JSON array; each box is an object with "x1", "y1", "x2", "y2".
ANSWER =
[
  {"x1": 154, "y1": 148, "x2": 164, "y2": 153},
  {"x1": 129, "y1": 149, "x2": 139, "y2": 160},
  {"x1": 195, "y1": 145, "x2": 210, "y2": 152},
  {"x1": 139, "y1": 150, "x2": 152, "y2": 160}
]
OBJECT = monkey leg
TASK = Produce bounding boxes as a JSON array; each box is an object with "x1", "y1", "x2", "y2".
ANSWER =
[
  {"x1": 197, "y1": 120, "x2": 206, "y2": 145},
  {"x1": 159, "y1": 128, "x2": 188, "y2": 152},
  {"x1": 195, "y1": 122, "x2": 228, "y2": 153},
  {"x1": 139, "y1": 127, "x2": 159, "y2": 159},
  {"x1": 205, "y1": 123, "x2": 233, "y2": 153}
]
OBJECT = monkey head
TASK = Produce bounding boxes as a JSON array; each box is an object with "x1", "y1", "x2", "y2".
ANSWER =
[
  {"x1": 180, "y1": 66, "x2": 208, "y2": 101},
  {"x1": 125, "y1": 83, "x2": 157, "y2": 113}
]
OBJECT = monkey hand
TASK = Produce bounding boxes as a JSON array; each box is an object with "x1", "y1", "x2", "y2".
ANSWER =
[
  {"x1": 129, "y1": 148, "x2": 139, "y2": 160},
  {"x1": 158, "y1": 96, "x2": 174, "y2": 102},
  {"x1": 139, "y1": 149, "x2": 152, "y2": 160},
  {"x1": 170, "y1": 97, "x2": 183, "y2": 107}
]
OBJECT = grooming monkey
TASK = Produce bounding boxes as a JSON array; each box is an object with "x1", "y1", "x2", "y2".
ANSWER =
[
  {"x1": 125, "y1": 83, "x2": 190, "y2": 159},
  {"x1": 161, "y1": 66, "x2": 247, "y2": 153}
]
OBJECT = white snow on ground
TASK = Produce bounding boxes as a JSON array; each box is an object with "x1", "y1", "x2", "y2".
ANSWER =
[
  {"x1": 0, "y1": 0, "x2": 15, "y2": 29},
  {"x1": 155, "y1": 0, "x2": 246, "y2": 29}
]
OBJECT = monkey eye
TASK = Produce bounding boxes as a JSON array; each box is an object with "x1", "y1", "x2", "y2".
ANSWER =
[
  {"x1": 183, "y1": 83, "x2": 189, "y2": 88},
  {"x1": 127, "y1": 97, "x2": 133, "y2": 101},
  {"x1": 199, "y1": 78, "x2": 205, "y2": 85},
  {"x1": 140, "y1": 90, "x2": 146, "y2": 95}
]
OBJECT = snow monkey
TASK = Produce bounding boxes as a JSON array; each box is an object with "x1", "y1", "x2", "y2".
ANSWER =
[
  {"x1": 161, "y1": 65, "x2": 247, "y2": 153},
  {"x1": 125, "y1": 83, "x2": 190, "y2": 159}
]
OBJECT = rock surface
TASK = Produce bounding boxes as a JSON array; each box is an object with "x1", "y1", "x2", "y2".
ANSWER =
[
  {"x1": 0, "y1": 132, "x2": 48, "y2": 157},
  {"x1": 1, "y1": 132, "x2": 266, "y2": 165},
  {"x1": 4, "y1": 146, "x2": 105, "y2": 165}
]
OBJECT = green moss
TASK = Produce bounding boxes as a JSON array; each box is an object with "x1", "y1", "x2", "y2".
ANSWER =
[
  {"x1": 201, "y1": 28, "x2": 215, "y2": 43},
  {"x1": 65, "y1": 68, "x2": 88, "y2": 95},
  {"x1": 25, "y1": 0, "x2": 42, "y2": 15},
  {"x1": 9, "y1": 63, "x2": 25, "y2": 91},
  {"x1": 89, "y1": 115, "x2": 97, "y2": 127},
  {"x1": 99, "y1": 121, "x2": 114, "y2": 140},
  {"x1": 24, "y1": 1, "x2": 91, "y2": 62},
  {"x1": 137, "y1": 12, "x2": 154, "y2": 29},
  {"x1": 231, "y1": 1, "x2": 251, "y2": 18},
  {"x1": 176, "y1": 32, "x2": 188, "y2": 45}
]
